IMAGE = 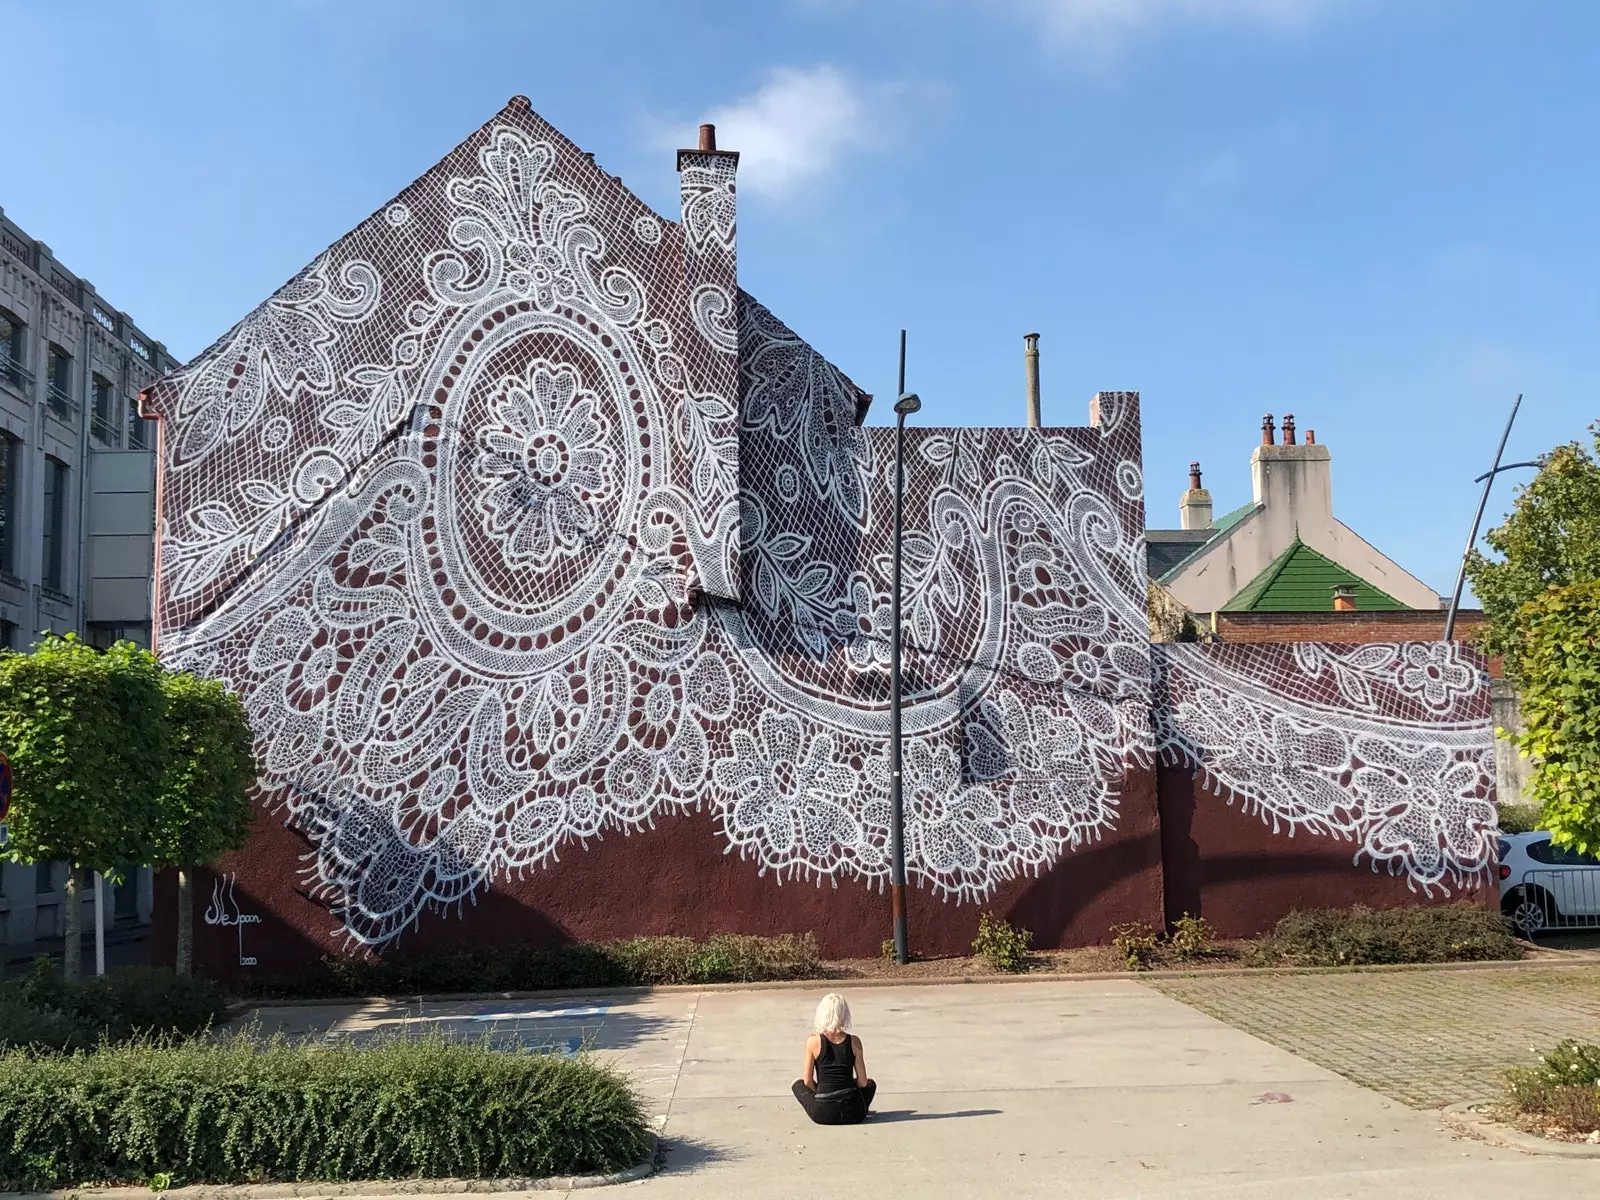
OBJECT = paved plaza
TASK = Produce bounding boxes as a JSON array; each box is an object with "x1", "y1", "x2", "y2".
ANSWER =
[
  {"x1": 238, "y1": 970, "x2": 1600, "y2": 1198},
  {"x1": 1152, "y1": 962, "x2": 1600, "y2": 1108}
]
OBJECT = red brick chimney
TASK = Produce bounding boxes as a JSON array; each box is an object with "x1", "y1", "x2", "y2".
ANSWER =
[{"x1": 1332, "y1": 584, "x2": 1358, "y2": 612}]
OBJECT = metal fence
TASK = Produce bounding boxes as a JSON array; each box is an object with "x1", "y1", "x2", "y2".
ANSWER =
[{"x1": 1507, "y1": 869, "x2": 1600, "y2": 935}]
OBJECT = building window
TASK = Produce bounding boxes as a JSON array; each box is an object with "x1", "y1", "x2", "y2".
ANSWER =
[
  {"x1": 0, "y1": 620, "x2": 15, "y2": 650},
  {"x1": 92, "y1": 374, "x2": 118, "y2": 445},
  {"x1": 126, "y1": 396, "x2": 151, "y2": 450},
  {"x1": 36, "y1": 861, "x2": 54, "y2": 894},
  {"x1": 46, "y1": 346, "x2": 74, "y2": 420},
  {"x1": 0, "y1": 310, "x2": 27, "y2": 389},
  {"x1": 41, "y1": 455, "x2": 66, "y2": 593},
  {"x1": 0, "y1": 434, "x2": 18, "y2": 577}
]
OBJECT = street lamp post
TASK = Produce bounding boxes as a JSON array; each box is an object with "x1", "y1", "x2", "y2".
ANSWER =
[
  {"x1": 1442, "y1": 394, "x2": 1540, "y2": 643},
  {"x1": 889, "y1": 329, "x2": 919, "y2": 967}
]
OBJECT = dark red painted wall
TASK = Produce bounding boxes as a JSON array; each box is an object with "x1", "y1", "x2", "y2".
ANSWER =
[
  {"x1": 1156, "y1": 765, "x2": 1492, "y2": 937},
  {"x1": 156, "y1": 764, "x2": 1170, "y2": 981}
]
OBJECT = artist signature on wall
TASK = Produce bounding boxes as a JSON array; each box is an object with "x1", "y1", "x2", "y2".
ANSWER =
[{"x1": 203, "y1": 873, "x2": 262, "y2": 966}]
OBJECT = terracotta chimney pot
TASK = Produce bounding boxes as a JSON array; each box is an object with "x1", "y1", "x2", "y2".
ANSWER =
[
  {"x1": 1261, "y1": 413, "x2": 1275, "y2": 446},
  {"x1": 1282, "y1": 413, "x2": 1296, "y2": 445},
  {"x1": 1189, "y1": 460, "x2": 1202, "y2": 490},
  {"x1": 698, "y1": 123, "x2": 717, "y2": 152},
  {"x1": 1306, "y1": 429, "x2": 1316, "y2": 444}
]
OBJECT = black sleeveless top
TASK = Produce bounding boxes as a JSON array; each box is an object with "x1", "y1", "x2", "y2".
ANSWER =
[{"x1": 815, "y1": 1034, "x2": 857, "y2": 1096}]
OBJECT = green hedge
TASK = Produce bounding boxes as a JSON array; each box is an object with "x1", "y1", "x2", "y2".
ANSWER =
[
  {"x1": 238, "y1": 933, "x2": 824, "y2": 999},
  {"x1": 1251, "y1": 903, "x2": 1523, "y2": 967},
  {"x1": 0, "y1": 964, "x2": 228, "y2": 1052},
  {"x1": 1497, "y1": 802, "x2": 1545, "y2": 835},
  {"x1": 0, "y1": 1033, "x2": 650, "y2": 1190}
]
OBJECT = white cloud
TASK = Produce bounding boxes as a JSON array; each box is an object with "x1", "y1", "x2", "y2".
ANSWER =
[
  {"x1": 1016, "y1": 0, "x2": 1337, "y2": 55},
  {"x1": 691, "y1": 66, "x2": 874, "y2": 200}
]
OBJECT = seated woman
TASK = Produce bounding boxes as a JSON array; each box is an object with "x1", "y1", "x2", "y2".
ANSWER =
[{"x1": 792, "y1": 992, "x2": 876, "y2": 1125}]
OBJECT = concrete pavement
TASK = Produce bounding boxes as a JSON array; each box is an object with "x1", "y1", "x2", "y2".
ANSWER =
[{"x1": 241, "y1": 978, "x2": 1598, "y2": 1198}]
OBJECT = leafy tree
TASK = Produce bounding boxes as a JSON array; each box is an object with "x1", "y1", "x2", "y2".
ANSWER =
[
  {"x1": 0, "y1": 636, "x2": 167, "y2": 980},
  {"x1": 1510, "y1": 582, "x2": 1600, "y2": 854},
  {"x1": 1466, "y1": 428, "x2": 1600, "y2": 690},
  {"x1": 152, "y1": 671, "x2": 256, "y2": 975}
]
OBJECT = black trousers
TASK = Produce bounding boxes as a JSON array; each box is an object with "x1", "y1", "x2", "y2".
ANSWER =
[{"x1": 793, "y1": 1079, "x2": 876, "y2": 1125}]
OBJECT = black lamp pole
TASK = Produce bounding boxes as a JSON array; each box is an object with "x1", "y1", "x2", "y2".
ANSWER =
[{"x1": 890, "y1": 330, "x2": 919, "y2": 966}]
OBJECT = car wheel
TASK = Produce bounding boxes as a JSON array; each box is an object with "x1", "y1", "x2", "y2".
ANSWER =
[{"x1": 1504, "y1": 887, "x2": 1558, "y2": 937}]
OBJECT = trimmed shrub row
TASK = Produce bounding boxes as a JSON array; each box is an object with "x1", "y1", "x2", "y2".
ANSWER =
[
  {"x1": 0, "y1": 963, "x2": 228, "y2": 1052},
  {"x1": 1251, "y1": 902, "x2": 1523, "y2": 967},
  {"x1": 238, "y1": 932, "x2": 825, "y2": 999},
  {"x1": 0, "y1": 1033, "x2": 650, "y2": 1190}
]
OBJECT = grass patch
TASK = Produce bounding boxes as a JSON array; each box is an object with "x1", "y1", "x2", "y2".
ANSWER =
[
  {"x1": 239, "y1": 933, "x2": 824, "y2": 999},
  {"x1": 0, "y1": 1031, "x2": 650, "y2": 1190},
  {"x1": 0, "y1": 961, "x2": 228, "y2": 1052},
  {"x1": 1249, "y1": 903, "x2": 1523, "y2": 968},
  {"x1": 1504, "y1": 1040, "x2": 1600, "y2": 1137}
]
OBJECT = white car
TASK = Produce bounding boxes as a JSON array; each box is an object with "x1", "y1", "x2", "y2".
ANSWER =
[{"x1": 1498, "y1": 831, "x2": 1600, "y2": 935}]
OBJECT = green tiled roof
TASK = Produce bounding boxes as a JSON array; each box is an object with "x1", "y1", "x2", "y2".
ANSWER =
[
  {"x1": 1209, "y1": 501, "x2": 1257, "y2": 535},
  {"x1": 1220, "y1": 538, "x2": 1408, "y2": 612}
]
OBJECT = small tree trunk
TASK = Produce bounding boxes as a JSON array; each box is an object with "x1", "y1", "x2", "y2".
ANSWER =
[
  {"x1": 62, "y1": 867, "x2": 83, "y2": 982},
  {"x1": 176, "y1": 867, "x2": 193, "y2": 977}
]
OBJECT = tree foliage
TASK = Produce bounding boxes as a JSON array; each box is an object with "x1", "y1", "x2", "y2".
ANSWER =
[
  {"x1": 0, "y1": 636, "x2": 168, "y2": 875},
  {"x1": 151, "y1": 671, "x2": 255, "y2": 870},
  {"x1": 1511, "y1": 582, "x2": 1600, "y2": 855},
  {"x1": 1465, "y1": 428, "x2": 1600, "y2": 690}
]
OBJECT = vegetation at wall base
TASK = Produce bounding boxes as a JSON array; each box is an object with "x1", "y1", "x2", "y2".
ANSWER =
[
  {"x1": 1249, "y1": 903, "x2": 1523, "y2": 967},
  {"x1": 1110, "y1": 921, "x2": 1161, "y2": 970},
  {"x1": 1168, "y1": 913, "x2": 1218, "y2": 959},
  {"x1": 0, "y1": 1031, "x2": 650, "y2": 1190},
  {"x1": 1503, "y1": 1040, "x2": 1600, "y2": 1137},
  {"x1": 0, "y1": 961, "x2": 227, "y2": 1052},
  {"x1": 236, "y1": 932, "x2": 825, "y2": 998},
  {"x1": 971, "y1": 913, "x2": 1032, "y2": 972},
  {"x1": 1496, "y1": 803, "x2": 1545, "y2": 835}
]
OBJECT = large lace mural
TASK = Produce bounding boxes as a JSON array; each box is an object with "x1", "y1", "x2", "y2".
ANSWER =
[{"x1": 143, "y1": 99, "x2": 1497, "y2": 948}]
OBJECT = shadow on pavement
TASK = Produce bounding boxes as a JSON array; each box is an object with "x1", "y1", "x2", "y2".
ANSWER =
[
  {"x1": 658, "y1": 1136, "x2": 730, "y2": 1173},
  {"x1": 869, "y1": 1109, "x2": 1003, "y2": 1123}
]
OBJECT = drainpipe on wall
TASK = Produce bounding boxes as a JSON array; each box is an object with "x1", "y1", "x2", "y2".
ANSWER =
[
  {"x1": 74, "y1": 287, "x2": 93, "y2": 640},
  {"x1": 1024, "y1": 333, "x2": 1041, "y2": 429}
]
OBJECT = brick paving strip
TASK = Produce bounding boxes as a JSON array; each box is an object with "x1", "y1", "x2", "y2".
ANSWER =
[{"x1": 1148, "y1": 962, "x2": 1600, "y2": 1108}]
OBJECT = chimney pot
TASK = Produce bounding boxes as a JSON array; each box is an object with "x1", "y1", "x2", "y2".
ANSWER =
[
  {"x1": 1189, "y1": 461, "x2": 1202, "y2": 490},
  {"x1": 1332, "y1": 584, "x2": 1358, "y2": 612},
  {"x1": 1282, "y1": 413, "x2": 1296, "y2": 445},
  {"x1": 1023, "y1": 333, "x2": 1041, "y2": 429},
  {"x1": 698, "y1": 123, "x2": 717, "y2": 152},
  {"x1": 1306, "y1": 429, "x2": 1316, "y2": 444},
  {"x1": 1261, "y1": 413, "x2": 1275, "y2": 446}
]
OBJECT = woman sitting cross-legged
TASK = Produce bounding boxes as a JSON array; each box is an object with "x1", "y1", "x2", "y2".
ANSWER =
[{"x1": 792, "y1": 992, "x2": 876, "y2": 1125}]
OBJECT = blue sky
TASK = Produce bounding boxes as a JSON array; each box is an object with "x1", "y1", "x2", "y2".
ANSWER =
[{"x1": 1, "y1": 0, "x2": 1593, "y2": 596}]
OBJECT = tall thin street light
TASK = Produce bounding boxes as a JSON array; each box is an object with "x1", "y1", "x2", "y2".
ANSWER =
[
  {"x1": 890, "y1": 329, "x2": 919, "y2": 966},
  {"x1": 1442, "y1": 394, "x2": 1539, "y2": 643}
]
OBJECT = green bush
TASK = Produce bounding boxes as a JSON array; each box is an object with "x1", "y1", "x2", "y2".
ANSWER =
[
  {"x1": 1110, "y1": 921, "x2": 1159, "y2": 970},
  {"x1": 239, "y1": 933, "x2": 824, "y2": 999},
  {"x1": 1497, "y1": 803, "x2": 1545, "y2": 835},
  {"x1": 0, "y1": 962, "x2": 227, "y2": 1052},
  {"x1": 1505, "y1": 1040, "x2": 1600, "y2": 1134},
  {"x1": 0, "y1": 1032, "x2": 650, "y2": 1190},
  {"x1": 972, "y1": 913, "x2": 1032, "y2": 972},
  {"x1": 1169, "y1": 913, "x2": 1217, "y2": 959},
  {"x1": 1251, "y1": 903, "x2": 1523, "y2": 968}
]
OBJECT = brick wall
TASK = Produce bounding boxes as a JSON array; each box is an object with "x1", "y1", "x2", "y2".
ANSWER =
[{"x1": 1213, "y1": 610, "x2": 1498, "y2": 674}]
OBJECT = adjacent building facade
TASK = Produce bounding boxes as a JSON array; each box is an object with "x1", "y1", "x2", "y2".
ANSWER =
[{"x1": 0, "y1": 205, "x2": 179, "y2": 949}]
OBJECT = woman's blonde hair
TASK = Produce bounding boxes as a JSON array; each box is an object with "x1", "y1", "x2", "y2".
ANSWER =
[{"x1": 813, "y1": 992, "x2": 852, "y2": 1035}]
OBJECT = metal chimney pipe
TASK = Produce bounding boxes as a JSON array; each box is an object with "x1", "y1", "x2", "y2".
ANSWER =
[{"x1": 1024, "y1": 332, "x2": 1041, "y2": 428}]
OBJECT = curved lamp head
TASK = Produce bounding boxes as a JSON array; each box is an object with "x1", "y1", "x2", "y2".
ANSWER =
[{"x1": 893, "y1": 392, "x2": 922, "y2": 416}]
